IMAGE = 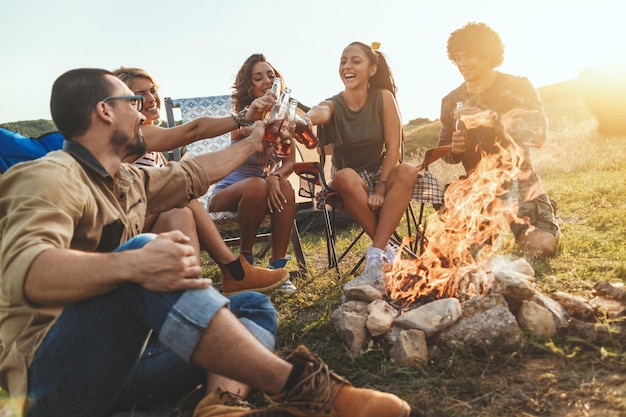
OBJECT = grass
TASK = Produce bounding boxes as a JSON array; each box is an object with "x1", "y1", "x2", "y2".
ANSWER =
[
  {"x1": 191, "y1": 81, "x2": 626, "y2": 416},
  {"x1": 3, "y1": 78, "x2": 626, "y2": 416}
]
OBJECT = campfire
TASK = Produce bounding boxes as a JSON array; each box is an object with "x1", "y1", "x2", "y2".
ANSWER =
[
  {"x1": 388, "y1": 109, "x2": 530, "y2": 307},
  {"x1": 332, "y1": 110, "x2": 626, "y2": 366}
]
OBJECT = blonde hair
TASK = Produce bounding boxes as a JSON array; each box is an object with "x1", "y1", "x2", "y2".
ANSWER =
[{"x1": 111, "y1": 66, "x2": 159, "y2": 90}]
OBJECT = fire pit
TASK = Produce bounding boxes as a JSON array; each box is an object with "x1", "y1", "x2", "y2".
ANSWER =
[{"x1": 332, "y1": 111, "x2": 626, "y2": 366}]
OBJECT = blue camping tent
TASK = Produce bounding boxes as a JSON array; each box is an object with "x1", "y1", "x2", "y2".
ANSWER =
[{"x1": 0, "y1": 128, "x2": 64, "y2": 173}]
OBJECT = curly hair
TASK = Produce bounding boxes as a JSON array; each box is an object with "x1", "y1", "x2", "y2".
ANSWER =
[
  {"x1": 232, "y1": 53, "x2": 283, "y2": 112},
  {"x1": 446, "y1": 22, "x2": 505, "y2": 68}
]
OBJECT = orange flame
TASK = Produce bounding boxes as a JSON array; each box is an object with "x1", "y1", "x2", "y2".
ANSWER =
[{"x1": 386, "y1": 109, "x2": 538, "y2": 308}]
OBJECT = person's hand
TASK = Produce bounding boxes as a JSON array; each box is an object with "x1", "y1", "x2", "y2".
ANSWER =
[
  {"x1": 367, "y1": 190, "x2": 385, "y2": 212},
  {"x1": 131, "y1": 231, "x2": 211, "y2": 292},
  {"x1": 266, "y1": 174, "x2": 287, "y2": 213},
  {"x1": 296, "y1": 113, "x2": 313, "y2": 131},
  {"x1": 242, "y1": 120, "x2": 267, "y2": 154},
  {"x1": 451, "y1": 130, "x2": 468, "y2": 154},
  {"x1": 248, "y1": 93, "x2": 277, "y2": 120}
]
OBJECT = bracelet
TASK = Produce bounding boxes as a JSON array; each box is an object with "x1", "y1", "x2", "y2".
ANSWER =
[
  {"x1": 376, "y1": 180, "x2": 387, "y2": 187},
  {"x1": 232, "y1": 108, "x2": 249, "y2": 128}
]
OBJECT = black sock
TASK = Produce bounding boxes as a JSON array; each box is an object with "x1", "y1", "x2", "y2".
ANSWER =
[
  {"x1": 282, "y1": 361, "x2": 306, "y2": 393},
  {"x1": 225, "y1": 259, "x2": 245, "y2": 281}
]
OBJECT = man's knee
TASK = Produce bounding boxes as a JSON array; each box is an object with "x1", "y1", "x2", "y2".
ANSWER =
[{"x1": 518, "y1": 230, "x2": 560, "y2": 257}]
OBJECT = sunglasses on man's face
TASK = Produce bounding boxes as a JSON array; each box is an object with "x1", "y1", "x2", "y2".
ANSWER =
[{"x1": 102, "y1": 95, "x2": 144, "y2": 112}]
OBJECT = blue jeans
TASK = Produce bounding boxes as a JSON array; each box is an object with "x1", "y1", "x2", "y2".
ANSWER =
[{"x1": 26, "y1": 234, "x2": 278, "y2": 417}]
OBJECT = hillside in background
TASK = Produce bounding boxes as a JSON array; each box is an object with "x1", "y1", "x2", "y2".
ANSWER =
[
  {"x1": 1, "y1": 119, "x2": 58, "y2": 138},
  {"x1": 402, "y1": 76, "x2": 593, "y2": 158},
  {"x1": 2, "y1": 77, "x2": 592, "y2": 145}
]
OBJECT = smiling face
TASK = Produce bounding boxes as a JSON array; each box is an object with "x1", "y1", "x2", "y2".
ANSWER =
[
  {"x1": 452, "y1": 51, "x2": 492, "y2": 83},
  {"x1": 107, "y1": 76, "x2": 147, "y2": 158},
  {"x1": 250, "y1": 61, "x2": 278, "y2": 99},
  {"x1": 127, "y1": 76, "x2": 160, "y2": 124},
  {"x1": 339, "y1": 44, "x2": 377, "y2": 89}
]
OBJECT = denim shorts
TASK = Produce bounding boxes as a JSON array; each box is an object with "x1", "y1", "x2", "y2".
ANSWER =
[
  {"x1": 212, "y1": 168, "x2": 265, "y2": 194},
  {"x1": 26, "y1": 234, "x2": 277, "y2": 417}
]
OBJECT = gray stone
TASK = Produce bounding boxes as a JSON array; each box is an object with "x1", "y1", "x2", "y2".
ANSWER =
[
  {"x1": 389, "y1": 329, "x2": 428, "y2": 367},
  {"x1": 394, "y1": 298, "x2": 462, "y2": 337}
]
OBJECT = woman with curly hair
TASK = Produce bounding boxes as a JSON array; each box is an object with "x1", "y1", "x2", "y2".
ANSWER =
[{"x1": 208, "y1": 54, "x2": 298, "y2": 294}]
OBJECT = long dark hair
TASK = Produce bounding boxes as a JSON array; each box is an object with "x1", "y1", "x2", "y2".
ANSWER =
[
  {"x1": 347, "y1": 41, "x2": 397, "y2": 97},
  {"x1": 232, "y1": 53, "x2": 283, "y2": 111}
]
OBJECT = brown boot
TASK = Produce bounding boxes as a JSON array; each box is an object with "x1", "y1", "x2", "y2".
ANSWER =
[
  {"x1": 193, "y1": 385, "x2": 288, "y2": 417},
  {"x1": 222, "y1": 256, "x2": 290, "y2": 296},
  {"x1": 265, "y1": 345, "x2": 411, "y2": 417}
]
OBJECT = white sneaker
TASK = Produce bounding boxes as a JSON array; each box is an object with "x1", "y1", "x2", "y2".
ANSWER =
[
  {"x1": 384, "y1": 243, "x2": 398, "y2": 264},
  {"x1": 269, "y1": 257, "x2": 296, "y2": 295},
  {"x1": 362, "y1": 246, "x2": 390, "y2": 278},
  {"x1": 278, "y1": 279, "x2": 297, "y2": 294}
]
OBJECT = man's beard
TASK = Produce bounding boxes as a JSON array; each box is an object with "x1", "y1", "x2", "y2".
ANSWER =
[{"x1": 112, "y1": 126, "x2": 147, "y2": 160}]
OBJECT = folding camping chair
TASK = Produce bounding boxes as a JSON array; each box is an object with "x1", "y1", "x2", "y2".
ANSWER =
[
  {"x1": 294, "y1": 138, "x2": 449, "y2": 279},
  {"x1": 164, "y1": 95, "x2": 307, "y2": 275}
]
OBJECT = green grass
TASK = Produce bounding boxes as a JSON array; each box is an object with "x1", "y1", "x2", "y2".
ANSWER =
[
  {"x1": 209, "y1": 82, "x2": 626, "y2": 416},
  {"x1": 5, "y1": 78, "x2": 626, "y2": 416},
  {"x1": 183, "y1": 115, "x2": 626, "y2": 416}
]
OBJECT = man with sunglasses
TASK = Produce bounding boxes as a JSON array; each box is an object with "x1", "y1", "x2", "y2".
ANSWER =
[{"x1": 0, "y1": 68, "x2": 411, "y2": 417}]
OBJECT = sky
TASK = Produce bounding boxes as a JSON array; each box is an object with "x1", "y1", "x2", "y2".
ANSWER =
[{"x1": 1, "y1": 0, "x2": 624, "y2": 125}]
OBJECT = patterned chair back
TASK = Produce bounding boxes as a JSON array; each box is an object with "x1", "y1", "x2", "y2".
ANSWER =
[{"x1": 164, "y1": 95, "x2": 233, "y2": 210}]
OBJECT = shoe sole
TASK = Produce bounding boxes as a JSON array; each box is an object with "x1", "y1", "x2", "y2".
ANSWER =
[{"x1": 222, "y1": 270, "x2": 290, "y2": 296}]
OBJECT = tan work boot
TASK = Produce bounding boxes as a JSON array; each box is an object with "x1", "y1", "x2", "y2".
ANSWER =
[
  {"x1": 222, "y1": 256, "x2": 290, "y2": 296},
  {"x1": 265, "y1": 345, "x2": 411, "y2": 417},
  {"x1": 193, "y1": 385, "x2": 288, "y2": 417}
]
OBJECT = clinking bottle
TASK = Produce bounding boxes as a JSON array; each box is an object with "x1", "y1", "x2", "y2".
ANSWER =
[
  {"x1": 262, "y1": 77, "x2": 282, "y2": 120},
  {"x1": 263, "y1": 87, "x2": 291, "y2": 142},
  {"x1": 294, "y1": 114, "x2": 319, "y2": 149},
  {"x1": 455, "y1": 101, "x2": 466, "y2": 132}
]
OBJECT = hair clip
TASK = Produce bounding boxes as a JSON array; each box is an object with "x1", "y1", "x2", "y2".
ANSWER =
[{"x1": 371, "y1": 42, "x2": 381, "y2": 51}]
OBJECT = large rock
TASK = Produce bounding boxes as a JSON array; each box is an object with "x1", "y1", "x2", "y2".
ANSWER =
[
  {"x1": 394, "y1": 298, "x2": 462, "y2": 337},
  {"x1": 517, "y1": 300, "x2": 557, "y2": 339},
  {"x1": 366, "y1": 299, "x2": 398, "y2": 336},
  {"x1": 389, "y1": 329, "x2": 428, "y2": 367},
  {"x1": 439, "y1": 294, "x2": 525, "y2": 352},
  {"x1": 332, "y1": 310, "x2": 370, "y2": 354}
]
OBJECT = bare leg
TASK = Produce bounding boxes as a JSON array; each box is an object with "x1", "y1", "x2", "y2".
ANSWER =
[
  {"x1": 372, "y1": 163, "x2": 417, "y2": 248},
  {"x1": 205, "y1": 374, "x2": 250, "y2": 397},
  {"x1": 209, "y1": 177, "x2": 268, "y2": 256},
  {"x1": 188, "y1": 199, "x2": 237, "y2": 265},
  {"x1": 148, "y1": 207, "x2": 201, "y2": 262},
  {"x1": 191, "y1": 308, "x2": 290, "y2": 395},
  {"x1": 270, "y1": 178, "x2": 296, "y2": 261},
  {"x1": 331, "y1": 163, "x2": 417, "y2": 249},
  {"x1": 330, "y1": 169, "x2": 378, "y2": 240}
]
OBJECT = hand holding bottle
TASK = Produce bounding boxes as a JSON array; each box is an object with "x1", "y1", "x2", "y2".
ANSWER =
[
  {"x1": 264, "y1": 88, "x2": 294, "y2": 161},
  {"x1": 293, "y1": 114, "x2": 319, "y2": 149}
]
